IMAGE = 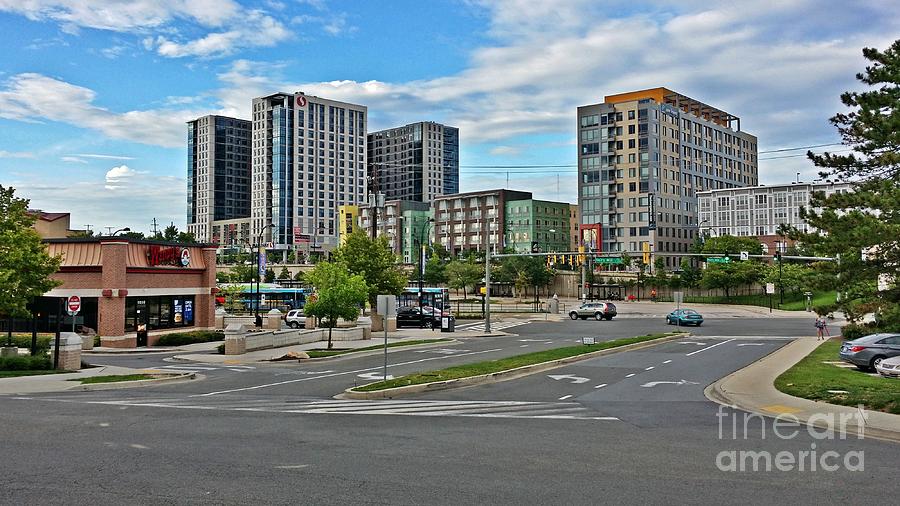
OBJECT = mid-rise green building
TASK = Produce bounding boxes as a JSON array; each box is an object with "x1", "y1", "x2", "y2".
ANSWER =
[{"x1": 504, "y1": 199, "x2": 573, "y2": 253}]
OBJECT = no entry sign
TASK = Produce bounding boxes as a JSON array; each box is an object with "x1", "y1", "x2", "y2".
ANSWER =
[{"x1": 67, "y1": 295, "x2": 81, "y2": 316}]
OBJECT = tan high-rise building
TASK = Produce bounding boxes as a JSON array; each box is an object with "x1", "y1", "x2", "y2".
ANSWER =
[{"x1": 576, "y1": 87, "x2": 757, "y2": 269}]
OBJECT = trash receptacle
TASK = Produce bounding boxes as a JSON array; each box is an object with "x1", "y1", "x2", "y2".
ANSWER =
[
  {"x1": 441, "y1": 315, "x2": 455, "y2": 333},
  {"x1": 136, "y1": 324, "x2": 148, "y2": 347}
]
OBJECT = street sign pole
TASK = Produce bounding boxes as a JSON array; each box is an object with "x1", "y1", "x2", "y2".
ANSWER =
[{"x1": 53, "y1": 297, "x2": 62, "y2": 369}]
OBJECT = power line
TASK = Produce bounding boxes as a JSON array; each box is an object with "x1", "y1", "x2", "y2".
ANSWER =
[{"x1": 757, "y1": 142, "x2": 842, "y2": 154}]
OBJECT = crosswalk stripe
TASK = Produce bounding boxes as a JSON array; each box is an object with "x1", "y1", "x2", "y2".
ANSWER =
[{"x1": 22, "y1": 396, "x2": 617, "y2": 421}]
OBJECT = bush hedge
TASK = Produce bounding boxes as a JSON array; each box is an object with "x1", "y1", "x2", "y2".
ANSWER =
[
  {"x1": 155, "y1": 330, "x2": 225, "y2": 347},
  {"x1": 0, "y1": 355, "x2": 53, "y2": 371},
  {"x1": 2, "y1": 335, "x2": 54, "y2": 353}
]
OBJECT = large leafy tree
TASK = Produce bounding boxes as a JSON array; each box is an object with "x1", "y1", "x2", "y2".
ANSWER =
[
  {"x1": 303, "y1": 261, "x2": 368, "y2": 349},
  {"x1": 799, "y1": 40, "x2": 900, "y2": 329},
  {"x1": 445, "y1": 258, "x2": 483, "y2": 297},
  {"x1": 422, "y1": 252, "x2": 449, "y2": 285},
  {"x1": 332, "y1": 231, "x2": 406, "y2": 314},
  {"x1": 0, "y1": 186, "x2": 63, "y2": 320},
  {"x1": 699, "y1": 235, "x2": 765, "y2": 298}
]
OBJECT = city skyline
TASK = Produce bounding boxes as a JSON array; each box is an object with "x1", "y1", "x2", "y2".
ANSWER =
[{"x1": 1, "y1": 0, "x2": 896, "y2": 233}]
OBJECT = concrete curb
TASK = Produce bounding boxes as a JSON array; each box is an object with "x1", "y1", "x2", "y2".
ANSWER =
[
  {"x1": 299, "y1": 339, "x2": 462, "y2": 363},
  {"x1": 74, "y1": 372, "x2": 198, "y2": 391},
  {"x1": 704, "y1": 338, "x2": 900, "y2": 444},
  {"x1": 84, "y1": 348, "x2": 179, "y2": 355},
  {"x1": 340, "y1": 332, "x2": 690, "y2": 400}
]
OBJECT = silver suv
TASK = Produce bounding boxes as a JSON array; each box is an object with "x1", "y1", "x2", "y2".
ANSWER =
[
  {"x1": 569, "y1": 302, "x2": 617, "y2": 321},
  {"x1": 284, "y1": 309, "x2": 306, "y2": 328}
]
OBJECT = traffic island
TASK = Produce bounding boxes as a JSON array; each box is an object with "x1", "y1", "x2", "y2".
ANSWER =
[
  {"x1": 705, "y1": 337, "x2": 900, "y2": 443},
  {"x1": 343, "y1": 332, "x2": 688, "y2": 399}
]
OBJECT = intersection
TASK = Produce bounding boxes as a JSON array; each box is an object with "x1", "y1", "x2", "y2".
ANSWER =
[{"x1": 2, "y1": 313, "x2": 898, "y2": 505}]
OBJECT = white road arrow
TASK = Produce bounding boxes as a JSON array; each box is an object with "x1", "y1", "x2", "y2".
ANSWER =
[
  {"x1": 548, "y1": 374, "x2": 590, "y2": 384},
  {"x1": 640, "y1": 379, "x2": 700, "y2": 388},
  {"x1": 358, "y1": 372, "x2": 394, "y2": 381}
]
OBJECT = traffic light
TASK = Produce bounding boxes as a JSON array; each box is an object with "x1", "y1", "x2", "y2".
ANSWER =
[
  {"x1": 578, "y1": 245, "x2": 585, "y2": 266},
  {"x1": 531, "y1": 242, "x2": 540, "y2": 253},
  {"x1": 642, "y1": 242, "x2": 651, "y2": 265}
]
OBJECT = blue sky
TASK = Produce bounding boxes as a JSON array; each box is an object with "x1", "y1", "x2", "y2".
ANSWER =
[{"x1": 0, "y1": 0, "x2": 897, "y2": 234}]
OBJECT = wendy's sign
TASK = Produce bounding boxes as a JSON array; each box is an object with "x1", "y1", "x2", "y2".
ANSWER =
[{"x1": 147, "y1": 245, "x2": 191, "y2": 267}]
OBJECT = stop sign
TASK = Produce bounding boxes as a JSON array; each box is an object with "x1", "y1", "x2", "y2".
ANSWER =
[{"x1": 67, "y1": 295, "x2": 81, "y2": 315}]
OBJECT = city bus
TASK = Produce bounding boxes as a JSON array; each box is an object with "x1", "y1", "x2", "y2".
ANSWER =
[{"x1": 216, "y1": 283, "x2": 310, "y2": 312}]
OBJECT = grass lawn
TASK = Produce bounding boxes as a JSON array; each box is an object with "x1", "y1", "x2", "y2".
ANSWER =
[
  {"x1": 72, "y1": 374, "x2": 155, "y2": 384},
  {"x1": 775, "y1": 340, "x2": 900, "y2": 414},
  {"x1": 353, "y1": 332, "x2": 677, "y2": 392},
  {"x1": 306, "y1": 339, "x2": 451, "y2": 358},
  {"x1": 674, "y1": 290, "x2": 837, "y2": 311},
  {"x1": 0, "y1": 370, "x2": 64, "y2": 378}
]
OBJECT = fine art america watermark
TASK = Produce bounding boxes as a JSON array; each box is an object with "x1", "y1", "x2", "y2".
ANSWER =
[{"x1": 715, "y1": 405, "x2": 866, "y2": 472}]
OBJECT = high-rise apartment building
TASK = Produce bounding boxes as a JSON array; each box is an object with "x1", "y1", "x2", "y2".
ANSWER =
[
  {"x1": 698, "y1": 181, "x2": 852, "y2": 253},
  {"x1": 577, "y1": 88, "x2": 757, "y2": 269},
  {"x1": 367, "y1": 121, "x2": 459, "y2": 202},
  {"x1": 251, "y1": 92, "x2": 367, "y2": 256},
  {"x1": 504, "y1": 199, "x2": 574, "y2": 254},
  {"x1": 432, "y1": 189, "x2": 531, "y2": 256},
  {"x1": 186, "y1": 115, "x2": 252, "y2": 243}
]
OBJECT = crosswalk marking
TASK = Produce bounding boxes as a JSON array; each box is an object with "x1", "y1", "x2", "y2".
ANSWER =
[
  {"x1": 157, "y1": 364, "x2": 256, "y2": 373},
  {"x1": 457, "y1": 321, "x2": 530, "y2": 332},
  {"x1": 18, "y1": 396, "x2": 619, "y2": 421}
]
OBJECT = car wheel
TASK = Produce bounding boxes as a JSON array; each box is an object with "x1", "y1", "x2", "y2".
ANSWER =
[
  {"x1": 665, "y1": 317, "x2": 671, "y2": 325},
  {"x1": 570, "y1": 312, "x2": 578, "y2": 320},
  {"x1": 871, "y1": 356, "x2": 887, "y2": 370},
  {"x1": 695, "y1": 322, "x2": 702, "y2": 327},
  {"x1": 595, "y1": 313, "x2": 603, "y2": 321},
  {"x1": 289, "y1": 321, "x2": 299, "y2": 329},
  {"x1": 856, "y1": 365, "x2": 870, "y2": 372}
]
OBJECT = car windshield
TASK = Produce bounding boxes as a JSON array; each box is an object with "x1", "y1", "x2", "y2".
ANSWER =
[{"x1": 682, "y1": 310, "x2": 698, "y2": 315}]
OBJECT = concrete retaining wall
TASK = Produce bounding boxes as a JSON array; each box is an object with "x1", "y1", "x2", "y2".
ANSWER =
[{"x1": 225, "y1": 324, "x2": 370, "y2": 355}]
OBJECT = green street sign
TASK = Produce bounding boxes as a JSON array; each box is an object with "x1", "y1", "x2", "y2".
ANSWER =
[
  {"x1": 707, "y1": 257, "x2": 731, "y2": 264},
  {"x1": 595, "y1": 257, "x2": 624, "y2": 264}
]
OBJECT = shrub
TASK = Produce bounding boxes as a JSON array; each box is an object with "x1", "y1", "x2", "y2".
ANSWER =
[
  {"x1": 3, "y1": 335, "x2": 53, "y2": 353},
  {"x1": 216, "y1": 344, "x2": 225, "y2": 355},
  {"x1": 155, "y1": 330, "x2": 224, "y2": 347},
  {"x1": 840, "y1": 323, "x2": 874, "y2": 340},
  {"x1": 0, "y1": 355, "x2": 53, "y2": 371}
]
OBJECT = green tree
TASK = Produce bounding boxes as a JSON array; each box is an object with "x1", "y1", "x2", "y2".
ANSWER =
[
  {"x1": 423, "y1": 253, "x2": 448, "y2": 285},
  {"x1": 798, "y1": 40, "x2": 900, "y2": 329},
  {"x1": 264, "y1": 268, "x2": 276, "y2": 283},
  {"x1": 332, "y1": 231, "x2": 406, "y2": 314},
  {"x1": 650, "y1": 257, "x2": 668, "y2": 290},
  {"x1": 678, "y1": 258, "x2": 701, "y2": 291},
  {"x1": 303, "y1": 261, "x2": 368, "y2": 349},
  {"x1": 229, "y1": 263, "x2": 255, "y2": 283},
  {"x1": 120, "y1": 231, "x2": 146, "y2": 240},
  {"x1": 0, "y1": 186, "x2": 63, "y2": 320},
  {"x1": 293, "y1": 270, "x2": 306, "y2": 283},
  {"x1": 701, "y1": 235, "x2": 764, "y2": 256},
  {"x1": 445, "y1": 258, "x2": 483, "y2": 297},
  {"x1": 278, "y1": 266, "x2": 291, "y2": 280},
  {"x1": 217, "y1": 283, "x2": 247, "y2": 312}
]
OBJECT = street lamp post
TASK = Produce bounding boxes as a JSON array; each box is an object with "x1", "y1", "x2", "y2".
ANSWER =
[
  {"x1": 255, "y1": 223, "x2": 274, "y2": 327},
  {"x1": 112, "y1": 227, "x2": 131, "y2": 236},
  {"x1": 416, "y1": 218, "x2": 436, "y2": 322}
]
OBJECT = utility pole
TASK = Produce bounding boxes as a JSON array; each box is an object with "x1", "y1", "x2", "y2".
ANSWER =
[
  {"x1": 150, "y1": 218, "x2": 159, "y2": 236},
  {"x1": 367, "y1": 176, "x2": 379, "y2": 240}
]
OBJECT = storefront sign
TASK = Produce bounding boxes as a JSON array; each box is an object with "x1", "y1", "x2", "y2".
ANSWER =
[{"x1": 147, "y1": 245, "x2": 191, "y2": 267}]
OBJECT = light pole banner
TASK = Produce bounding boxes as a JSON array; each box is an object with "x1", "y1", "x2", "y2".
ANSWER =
[{"x1": 258, "y1": 247, "x2": 267, "y2": 276}]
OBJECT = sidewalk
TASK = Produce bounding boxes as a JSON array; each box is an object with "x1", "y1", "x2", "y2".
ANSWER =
[
  {"x1": 705, "y1": 337, "x2": 900, "y2": 443},
  {"x1": 175, "y1": 331, "x2": 476, "y2": 364},
  {"x1": 85, "y1": 341, "x2": 222, "y2": 355},
  {"x1": 0, "y1": 365, "x2": 169, "y2": 395}
]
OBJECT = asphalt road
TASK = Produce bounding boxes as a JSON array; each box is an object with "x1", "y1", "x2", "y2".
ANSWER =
[{"x1": 3, "y1": 316, "x2": 896, "y2": 504}]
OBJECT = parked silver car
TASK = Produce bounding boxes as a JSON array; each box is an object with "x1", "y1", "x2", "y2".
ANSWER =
[
  {"x1": 569, "y1": 302, "x2": 617, "y2": 321},
  {"x1": 839, "y1": 333, "x2": 900, "y2": 371},
  {"x1": 283, "y1": 309, "x2": 306, "y2": 329},
  {"x1": 875, "y1": 355, "x2": 900, "y2": 378}
]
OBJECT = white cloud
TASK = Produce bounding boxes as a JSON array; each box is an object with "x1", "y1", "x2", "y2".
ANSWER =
[
  {"x1": 61, "y1": 156, "x2": 88, "y2": 163},
  {"x1": 149, "y1": 10, "x2": 291, "y2": 58},
  {"x1": 71, "y1": 153, "x2": 135, "y2": 160},
  {"x1": 104, "y1": 164, "x2": 142, "y2": 189},
  {"x1": 0, "y1": 0, "x2": 290, "y2": 58},
  {"x1": 488, "y1": 146, "x2": 521, "y2": 156},
  {"x1": 0, "y1": 73, "x2": 202, "y2": 147},
  {"x1": 0, "y1": 150, "x2": 35, "y2": 158}
]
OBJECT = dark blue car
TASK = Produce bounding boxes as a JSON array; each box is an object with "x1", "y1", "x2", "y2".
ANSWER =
[{"x1": 666, "y1": 309, "x2": 704, "y2": 326}]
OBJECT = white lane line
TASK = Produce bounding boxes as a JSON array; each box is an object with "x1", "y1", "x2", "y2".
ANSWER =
[
  {"x1": 662, "y1": 360, "x2": 672, "y2": 364},
  {"x1": 686, "y1": 339, "x2": 735, "y2": 356},
  {"x1": 193, "y1": 348, "x2": 505, "y2": 397},
  {"x1": 594, "y1": 383, "x2": 607, "y2": 389},
  {"x1": 558, "y1": 395, "x2": 573, "y2": 400},
  {"x1": 645, "y1": 366, "x2": 655, "y2": 371},
  {"x1": 625, "y1": 373, "x2": 636, "y2": 378},
  {"x1": 520, "y1": 344, "x2": 529, "y2": 348}
]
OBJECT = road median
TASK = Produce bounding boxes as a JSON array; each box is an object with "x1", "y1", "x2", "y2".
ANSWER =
[{"x1": 342, "y1": 332, "x2": 689, "y2": 399}]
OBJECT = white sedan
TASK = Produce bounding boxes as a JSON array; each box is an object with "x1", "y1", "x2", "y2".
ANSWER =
[{"x1": 875, "y1": 355, "x2": 900, "y2": 378}]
